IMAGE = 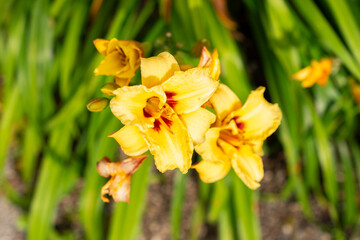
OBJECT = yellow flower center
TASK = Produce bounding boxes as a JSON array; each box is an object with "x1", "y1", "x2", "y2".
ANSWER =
[
  {"x1": 143, "y1": 97, "x2": 174, "y2": 133},
  {"x1": 143, "y1": 97, "x2": 162, "y2": 118}
]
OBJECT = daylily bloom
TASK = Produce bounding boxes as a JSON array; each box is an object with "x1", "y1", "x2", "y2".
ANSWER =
[
  {"x1": 94, "y1": 38, "x2": 143, "y2": 87},
  {"x1": 97, "y1": 155, "x2": 147, "y2": 203},
  {"x1": 109, "y1": 52, "x2": 218, "y2": 173},
  {"x1": 198, "y1": 47, "x2": 221, "y2": 80},
  {"x1": 292, "y1": 58, "x2": 333, "y2": 88},
  {"x1": 193, "y1": 84, "x2": 282, "y2": 189}
]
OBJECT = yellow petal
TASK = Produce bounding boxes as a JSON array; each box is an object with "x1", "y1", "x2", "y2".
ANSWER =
[
  {"x1": 141, "y1": 52, "x2": 180, "y2": 88},
  {"x1": 195, "y1": 128, "x2": 229, "y2": 163},
  {"x1": 94, "y1": 51, "x2": 130, "y2": 76},
  {"x1": 161, "y1": 68, "x2": 219, "y2": 114},
  {"x1": 209, "y1": 49, "x2": 221, "y2": 80},
  {"x1": 180, "y1": 107, "x2": 216, "y2": 144},
  {"x1": 110, "y1": 85, "x2": 166, "y2": 131},
  {"x1": 227, "y1": 87, "x2": 282, "y2": 140},
  {"x1": 194, "y1": 128, "x2": 231, "y2": 182},
  {"x1": 109, "y1": 125, "x2": 148, "y2": 156},
  {"x1": 142, "y1": 105, "x2": 193, "y2": 173},
  {"x1": 231, "y1": 144, "x2": 264, "y2": 190},
  {"x1": 114, "y1": 77, "x2": 131, "y2": 87},
  {"x1": 192, "y1": 158, "x2": 231, "y2": 183},
  {"x1": 93, "y1": 38, "x2": 109, "y2": 55},
  {"x1": 210, "y1": 83, "x2": 241, "y2": 122}
]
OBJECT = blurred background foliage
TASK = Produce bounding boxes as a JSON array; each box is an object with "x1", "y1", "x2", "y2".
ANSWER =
[{"x1": 0, "y1": 0, "x2": 360, "y2": 239}]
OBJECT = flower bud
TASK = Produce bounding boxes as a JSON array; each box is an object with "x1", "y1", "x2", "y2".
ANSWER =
[
  {"x1": 87, "y1": 97, "x2": 109, "y2": 112},
  {"x1": 101, "y1": 82, "x2": 118, "y2": 96}
]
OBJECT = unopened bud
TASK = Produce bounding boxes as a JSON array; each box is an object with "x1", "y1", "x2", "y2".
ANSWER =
[
  {"x1": 87, "y1": 97, "x2": 109, "y2": 112},
  {"x1": 101, "y1": 82, "x2": 118, "y2": 96},
  {"x1": 192, "y1": 39, "x2": 210, "y2": 57}
]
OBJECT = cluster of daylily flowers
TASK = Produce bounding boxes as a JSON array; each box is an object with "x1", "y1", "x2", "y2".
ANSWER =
[{"x1": 88, "y1": 38, "x2": 283, "y2": 203}]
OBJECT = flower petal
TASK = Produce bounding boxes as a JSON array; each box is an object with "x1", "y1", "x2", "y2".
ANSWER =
[
  {"x1": 192, "y1": 158, "x2": 231, "y2": 183},
  {"x1": 142, "y1": 105, "x2": 193, "y2": 173},
  {"x1": 180, "y1": 107, "x2": 216, "y2": 144},
  {"x1": 108, "y1": 175, "x2": 131, "y2": 202},
  {"x1": 94, "y1": 51, "x2": 130, "y2": 76},
  {"x1": 231, "y1": 144, "x2": 264, "y2": 190},
  {"x1": 109, "y1": 125, "x2": 148, "y2": 156},
  {"x1": 161, "y1": 68, "x2": 219, "y2": 114},
  {"x1": 210, "y1": 83, "x2": 241, "y2": 122},
  {"x1": 226, "y1": 87, "x2": 282, "y2": 140},
  {"x1": 194, "y1": 127, "x2": 231, "y2": 182},
  {"x1": 292, "y1": 66, "x2": 311, "y2": 81},
  {"x1": 93, "y1": 38, "x2": 109, "y2": 55},
  {"x1": 141, "y1": 52, "x2": 180, "y2": 88},
  {"x1": 195, "y1": 128, "x2": 229, "y2": 163},
  {"x1": 97, "y1": 156, "x2": 146, "y2": 203},
  {"x1": 120, "y1": 155, "x2": 148, "y2": 175},
  {"x1": 110, "y1": 85, "x2": 166, "y2": 131}
]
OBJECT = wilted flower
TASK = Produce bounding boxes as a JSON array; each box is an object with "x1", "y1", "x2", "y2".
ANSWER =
[
  {"x1": 94, "y1": 38, "x2": 143, "y2": 86},
  {"x1": 97, "y1": 155, "x2": 147, "y2": 203},
  {"x1": 193, "y1": 84, "x2": 282, "y2": 189},
  {"x1": 109, "y1": 52, "x2": 218, "y2": 174},
  {"x1": 292, "y1": 58, "x2": 333, "y2": 88}
]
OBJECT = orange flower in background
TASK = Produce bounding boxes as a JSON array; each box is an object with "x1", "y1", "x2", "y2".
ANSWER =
[
  {"x1": 292, "y1": 58, "x2": 333, "y2": 88},
  {"x1": 97, "y1": 155, "x2": 147, "y2": 203},
  {"x1": 193, "y1": 84, "x2": 282, "y2": 189},
  {"x1": 94, "y1": 38, "x2": 143, "y2": 87},
  {"x1": 351, "y1": 82, "x2": 360, "y2": 107}
]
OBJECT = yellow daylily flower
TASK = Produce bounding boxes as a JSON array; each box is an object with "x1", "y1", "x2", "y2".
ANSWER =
[
  {"x1": 193, "y1": 84, "x2": 282, "y2": 189},
  {"x1": 197, "y1": 47, "x2": 221, "y2": 81},
  {"x1": 109, "y1": 52, "x2": 219, "y2": 174},
  {"x1": 94, "y1": 38, "x2": 144, "y2": 86},
  {"x1": 292, "y1": 58, "x2": 333, "y2": 88},
  {"x1": 96, "y1": 155, "x2": 147, "y2": 203}
]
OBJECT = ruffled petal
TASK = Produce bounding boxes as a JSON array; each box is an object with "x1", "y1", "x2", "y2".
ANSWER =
[
  {"x1": 226, "y1": 87, "x2": 282, "y2": 141},
  {"x1": 141, "y1": 52, "x2": 180, "y2": 88},
  {"x1": 180, "y1": 107, "x2": 216, "y2": 144},
  {"x1": 210, "y1": 83, "x2": 241, "y2": 122},
  {"x1": 231, "y1": 145, "x2": 264, "y2": 190},
  {"x1": 93, "y1": 38, "x2": 109, "y2": 55},
  {"x1": 192, "y1": 158, "x2": 231, "y2": 183},
  {"x1": 142, "y1": 105, "x2": 193, "y2": 173},
  {"x1": 110, "y1": 85, "x2": 166, "y2": 131},
  {"x1": 161, "y1": 68, "x2": 219, "y2": 114},
  {"x1": 109, "y1": 125, "x2": 148, "y2": 156}
]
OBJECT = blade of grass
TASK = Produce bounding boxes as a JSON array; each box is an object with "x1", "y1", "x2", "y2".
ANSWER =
[
  {"x1": 170, "y1": 172, "x2": 188, "y2": 240},
  {"x1": 325, "y1": 0, "x2": 360, "y2": 66}
]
